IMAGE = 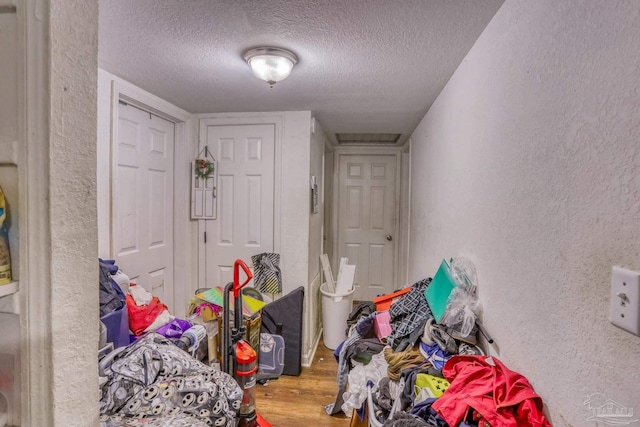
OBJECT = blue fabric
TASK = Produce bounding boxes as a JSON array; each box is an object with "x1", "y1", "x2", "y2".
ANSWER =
[
  {"x1": 410, "y1": 398, "x2": 478, "y2": 427},
  {"x1": 99, "y1": 258, "x2": 119, "y2": 274},
  {"x1": 99, "y1": 263, "x2": 124, "y2": 317},
  {"x1": 326, "y1": 313, "x2": 381, "y2": 416},
  {"x1": 356, "y1": 403, "x2": 366, "y2": 421},
  {"x1": 325, "y1": 330, "x2": 361, "y2": 415},
  {"x1": 355, "y1": 312, "x2": 376, "y2": 336},
  {"x1": 410, "y1": 398, "x2": 446, "y2": 426},
  {"x1": 99, "y1": 259, "x2": 126, "y2": 300},
  {"x1": 333, "y1": 340, "x2": 344, "y2": 362},
  {"x1": 420, "y1": 342, "x2": 451, "y2": 370}
]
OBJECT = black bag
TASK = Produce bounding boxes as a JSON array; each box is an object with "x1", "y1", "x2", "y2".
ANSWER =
[{"x1": 260, "y1": 286, "x2": 304, "y2": 376}]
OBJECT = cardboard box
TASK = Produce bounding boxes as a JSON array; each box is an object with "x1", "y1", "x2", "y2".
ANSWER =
[{"x1": 218, "y1": 313, "x2": 262, "y2": 364}]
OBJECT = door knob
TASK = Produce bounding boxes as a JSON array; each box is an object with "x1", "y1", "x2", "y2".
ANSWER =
[{"x1": 386, "y1": 234, "x2": 392, "y2": 241}]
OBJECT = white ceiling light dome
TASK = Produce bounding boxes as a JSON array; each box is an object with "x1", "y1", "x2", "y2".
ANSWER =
[{"x1": 243, "y1": 47, "x2": 298, "y2": 87}]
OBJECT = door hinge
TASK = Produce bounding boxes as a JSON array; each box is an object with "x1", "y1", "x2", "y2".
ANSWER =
[{"x1": 204, "y1": 231, "x2": 207, "y2": 244}]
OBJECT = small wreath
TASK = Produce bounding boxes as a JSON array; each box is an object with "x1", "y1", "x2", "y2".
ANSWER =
[{"x1": 195, "y1": 158, "x2": 214, "y2": 179}]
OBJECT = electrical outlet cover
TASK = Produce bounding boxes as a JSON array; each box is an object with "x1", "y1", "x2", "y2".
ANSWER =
[{"x1": 609, "y1": 266, "x2": 640, "y2": 336}]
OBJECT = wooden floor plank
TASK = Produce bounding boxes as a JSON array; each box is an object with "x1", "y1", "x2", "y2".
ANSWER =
[{"x1": 255, "y1": 344, "x2": 352, "y2": 427}]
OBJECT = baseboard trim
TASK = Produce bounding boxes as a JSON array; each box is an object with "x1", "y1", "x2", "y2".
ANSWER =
[{"x1": 302, "y1": 328, "x2": 322, "y2": 367}]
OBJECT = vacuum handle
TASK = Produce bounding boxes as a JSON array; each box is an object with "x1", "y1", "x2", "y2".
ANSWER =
[{"x1": 233, "y1": 259, "x2": 253, "y2": 297}]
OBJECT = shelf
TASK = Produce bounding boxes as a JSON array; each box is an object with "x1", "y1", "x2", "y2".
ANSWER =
[
  {"x1": 0, "y1": 281, "x2": 19, "y2": 314},
  {"x1": 0, "y1": 281, "x2": 17, "y2": 298}
]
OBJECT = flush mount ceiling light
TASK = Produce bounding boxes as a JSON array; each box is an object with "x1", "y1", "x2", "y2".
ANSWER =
[{"x1": 243, "y1": 47, "x2": 298, "y2": 87}]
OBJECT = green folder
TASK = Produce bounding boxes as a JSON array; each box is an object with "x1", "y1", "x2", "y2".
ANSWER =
[{"x1": 424, "y1": 259, "x2": 456, "y2": 323}]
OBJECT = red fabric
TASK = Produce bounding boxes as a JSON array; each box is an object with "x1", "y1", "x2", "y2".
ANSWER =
[
  {"x1": 126, "y1": 294, "x2": 168, "y2": 335},
  {"x1": 432, "y1": 355, "x2": 551, "y2": 427}
]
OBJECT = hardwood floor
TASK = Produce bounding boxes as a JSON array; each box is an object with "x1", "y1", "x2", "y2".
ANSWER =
[{"x1": 255, "y1": 343, "x2": 352, "y2": 427}]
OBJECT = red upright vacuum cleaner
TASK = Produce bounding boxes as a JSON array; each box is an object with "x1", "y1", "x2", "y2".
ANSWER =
[{"x1": 221, "y1": 259, "x2": 272, "y2": 427}]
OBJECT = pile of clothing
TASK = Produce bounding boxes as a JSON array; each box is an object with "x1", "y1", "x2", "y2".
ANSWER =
[
  {"x1": 99, "y1": 258, "x2": 195, "y2": 349},
  {"x1": 326, "y1": 277, "x2": 551, "y2": 427},
  {"x1": 98, "y1": 258, "x2": 245, "y2": 426},
  {"x1": 99, "y1": 333, "x2": 242, "y2": 427}
]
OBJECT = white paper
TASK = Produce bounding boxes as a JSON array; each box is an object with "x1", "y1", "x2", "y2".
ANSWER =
[
  {"x1": 336, "y1": 263, "x2": 356, "y2": 295},
  {"x1": 320, "y1": 254, "x2": 336, "y2": 293}
]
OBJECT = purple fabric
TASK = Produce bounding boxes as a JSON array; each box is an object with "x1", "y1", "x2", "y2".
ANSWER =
[{"x1": 155, "y1": 318, "x2": 193, "y2": 338}]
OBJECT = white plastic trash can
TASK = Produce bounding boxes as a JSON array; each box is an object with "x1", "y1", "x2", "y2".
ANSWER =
[{"x1": 320, "y1": 283, "x2": 355, "y2": 350}]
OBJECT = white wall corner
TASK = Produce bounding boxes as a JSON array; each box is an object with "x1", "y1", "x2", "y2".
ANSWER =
[{"x1": 302, "y1": 271, "x2": 323, "y2": 367}]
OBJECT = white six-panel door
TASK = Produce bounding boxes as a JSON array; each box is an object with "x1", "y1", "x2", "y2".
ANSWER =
[
  {"x1": 337, "y1": 154, "x2": 397, "y2": 301},
  {"x1": 204, "y1": 124, "x2": 275, "y2": 288},
  {"x1": 113, "y1": 103, "x2": 175, "y2": 307}
]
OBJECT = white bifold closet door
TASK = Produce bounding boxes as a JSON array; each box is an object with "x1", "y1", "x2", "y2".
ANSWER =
[{"x1": 112, "y1": 102, "x2": 175, "y2": 309}]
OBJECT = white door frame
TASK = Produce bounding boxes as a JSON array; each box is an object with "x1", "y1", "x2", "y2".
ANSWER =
[
  {"x1": 332, "y1": 146, "x2": 403, "y2": 293},
  {"x1": 109, "y1": 78, "x2": 192, "y2": 315},
  {"x1": 196, "y1": 113, "x2": 284, "y2": 291}
]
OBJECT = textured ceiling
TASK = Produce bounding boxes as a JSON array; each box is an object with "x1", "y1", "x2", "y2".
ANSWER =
[{"x1": 99, "y1": 0, "x2": 504, "y2": 142}]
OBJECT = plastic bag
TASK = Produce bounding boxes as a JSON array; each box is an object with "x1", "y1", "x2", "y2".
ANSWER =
[
  {"x1": 449, "y1": 257, "x2": 478, "y2": 294},
  {"x1": 440, "y1": 257, "x2": 482, "y2": 337}
]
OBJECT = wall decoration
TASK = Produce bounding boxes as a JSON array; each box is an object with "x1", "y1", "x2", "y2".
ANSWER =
[
  {"x1": 191, "y1": 147, "x2": 217, "y2": 220},
  {"x1": 194, "y1": 157, "x2": 214, "y2": 180}
]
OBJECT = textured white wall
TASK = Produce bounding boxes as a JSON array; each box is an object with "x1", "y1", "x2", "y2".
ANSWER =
[
  {"x1": 96, "y1": 69, "x2": 111, "y2": 258},
  {"x1": 279, "y1": 111, "x2": 312, "y2": 297},
  {"x1": 49, "y1": 0, "x2": 99, "y2": 425},
  {"x1": 323, "y1": 145, "x2": 335, "y2": 266},
  {"x1": 306, "y1": 118, "x2": 325, "y2": 359},
  {"x1": 408, "y1": 1, "x2": 640, "y2": 425},
  {"x1": 308, "y1": 119, "x2": 325, "y2": 284},
  {"x1": 274, "y1": 111, "x2": 317, "y2": 359}
]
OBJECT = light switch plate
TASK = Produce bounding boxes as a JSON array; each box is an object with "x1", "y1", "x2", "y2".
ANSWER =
[{"x1": 609, "y1": 266, "x2": 640, "y2": 336}]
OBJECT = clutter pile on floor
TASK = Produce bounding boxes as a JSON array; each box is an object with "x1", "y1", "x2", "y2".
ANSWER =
[
  {"x1": 97, "y1": 257, "x2": 292, "y2": 427},
  {"x1": 98, "y1": 258, "x2": 246, "y2": 427},
  {"x1": 326, "y1": 258, "x2": 552, "y2": 427},
  {"x1": 99, "y1": 332, "x2": 243, "y2": 427}
]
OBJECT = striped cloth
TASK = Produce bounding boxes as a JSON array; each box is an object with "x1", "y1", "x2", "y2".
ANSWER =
[
  {"x1": 251, "y1": 252, "x2": 282, "y2": 295},
  {"x1": 387, "y1": 278, "x2": 433, "y2": 350}
]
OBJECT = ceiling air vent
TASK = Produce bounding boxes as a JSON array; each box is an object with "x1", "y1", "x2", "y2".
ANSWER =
[{"x1": 336, "y1": 133, "x2": 402, "y2": 145}]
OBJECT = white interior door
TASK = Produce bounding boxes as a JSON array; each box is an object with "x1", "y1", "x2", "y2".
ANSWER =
[
  {"x1": 112, "y1": 103, "x2": 175, "y2": 307},
  {"x1": 203, "y1": 124, "x2": 275, "y2": 288},
  {"x1": 337, "y1": 154, "x2": 397, "y2": 301}
]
